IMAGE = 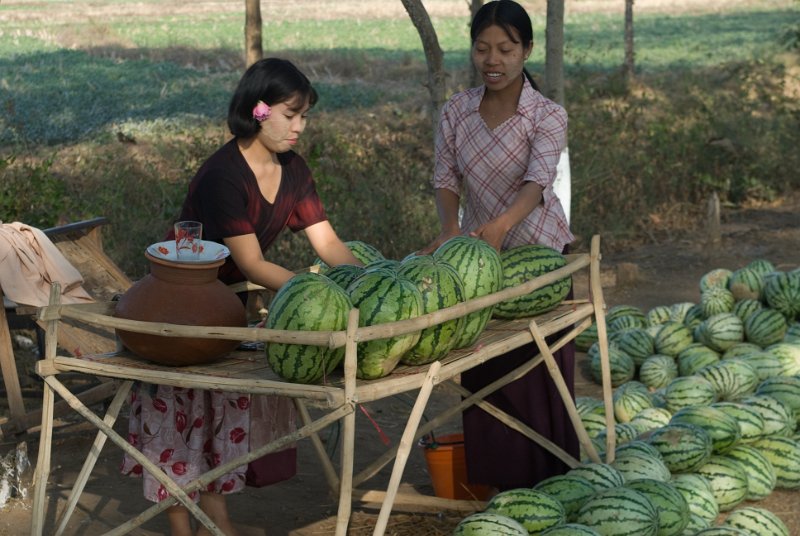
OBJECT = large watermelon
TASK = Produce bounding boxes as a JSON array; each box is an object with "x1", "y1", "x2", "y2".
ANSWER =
[
  {"x1": 493, "y1": 244, "x2": 571, "y2": 319},
  {"x1": 433, "y1": 235, "x2": 503, "y2": 348},
  {"x1": 396, "y1": 255, "x2": 465, "y2": 365},
  {"x1": 452, "y1": 512, "x2": 528, "y2": 535},
  {"x1": 763, "y1": 270, "x2": 800, "y2": 320},
  {"x1": 313, "y1": 239, "x2": 384, "y2": 270},
  {"x1": 625, "y1": 479, "x2": 690, "y2": 536},
  {"x1": 574, "y1": 486, "x2": 659, "y2": 536},
  {"x1": 265, "y1": 272, "x2": 352, "y2": 384},
  {"x1": 346, "y1": 268, "x2": 422, "y2": 379},
  {"x1": 484, "y1": 488, "x2": 566, "y2": 533}
]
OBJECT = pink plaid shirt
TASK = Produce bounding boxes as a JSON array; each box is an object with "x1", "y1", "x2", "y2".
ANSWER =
[{"x1": 433, "y1": 77, "x2": 574, "y2": 252}]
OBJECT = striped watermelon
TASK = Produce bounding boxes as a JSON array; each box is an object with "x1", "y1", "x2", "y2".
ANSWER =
[
  {"x1": 493, "y1": 244, "x2": 571, "y2": 319},
  {"x1": 265, "y1": 272, "x2": 352, "y2": 384},
  {"x1": 346, "y1": 268, "x2": 422, "y2": 379},
  {"x1": 314, "y1": 240, "x2": 383, "y2": 270},
  {"x1": 433, "y1": 236, "x2": 502, "y2": 348},
  {"x1": 756, "y1": 375, "x2": 800, "y2": 424},
  {"x1": 484, "y1": 488, "x2": 565, "y2": 533},
  {"x1": 744, "y1": 308, "x2": 788, "y2": 347},
  {"x1": 647, "y1": 305, "x2": 672, "y2": 327},
  {"x1": 606, "y1": 304, "x2": 648, "y2": 328},
  {"x1": 596, "y1": 422, "x2": 639, "y2": 447},
  {"x1": 696, "y1": 313, "x2": 744, "y2": 353},
  {"x1": 663, "y1": 375, "x2": 717, "y2": 413},
  {"x1": 683, "y1": 512, "x2": 711, "y2": 533},
  {"x1": 670, "y1": 405, "x2": 741, "y2": 454},
  {"x1": 614, "y1": 440, "x2": 664, "y2": 461},
  {"x1": 670, "y1": 473, "x2": 719, "y2": 523},
  {"x1": 732, "y1": 350, "x2": 784, "y2": 381},
  {"x1": 785, "y1": 321, "x2": 800, "y2": 342},
  {"x1": 611, "y1": 450, "x2": 672, "y2": 483},
  {"x1": 695, "y1": 455, "x2": 750, "y2": 511},
  {"x1": 654, "y1": 321, "x2": 694, "y2": 357},
  {"x1": 711, "y1": 402, "x2": 765, "y2": 444},
  {"x1": 750, "y1": 436, "x2": 800, "y2": 489},
  {"x1": 576, "y1": 322, "x2": 599, "y2": 352},
  {"x1": 722, "y1": 506, "x2": 790, "y2": 536},
  {"x1": 323, "y1": 263, "x2": 365, "y2": 290},
  {"x1": 693, "y1": 527, "x2": 750, "y2": 535},
  {"x1": 613, "y1": 382, "x2": 654, "y2": 423},
  {"x1": 396, "y1": 255, "x2": 465, "y2": 365},
  {"x1": 566, "y1": 463, "x2": 625, "y2": 491},
  {"x1": 701, "y1": 286, "x2": 736, "y2": 317},
  {"x1": 364, "y1": 258, "x2": 399, "y2": 273},
  {"x1": 669, "y1": 302, "x2": 696, "y2": 324},
  {"x1": 581, "y1": 411, "x2": 609, "y2": 439},
  {"x1": 589, "y1": 342, "x2": 635, "y2": 387},
  {"x1": 700, "y1": 268, "x2": 733, "y2": 292},
  {"x1": 625, "y1": 479, "x2": 689, "y2": 536},
  {"x1": 612, "y1": 328, "x2": 656, "y2": 367},
  {"x1": 727, "y1": 267, "x2": 763, "y2": 301},
  {"x1": 722, "y1": 341, "x2": 763, "y2": 359},
  {"x1": 683, "y1": 304, "x2": 706, "y2": 330},
  {"x1": 747, "y1": 258, "x2": 777, "y2": 277},
  {"x1": 732, "y1": 298, "x2": 763, "y2": 323},
  {"x1": 648, "y1": 422, "x2": 713, "y2": 473},
  {"x1": 630, "y1": 407, "x2": 673, "y2": 433},
  {"x1": 533, "y1": 474, "x2": 597, "y2": 521},
  {"x1": 723, "y1": 444, "x2": 777, "y2": 500},
  {"x1": 574, "y1": 486, "x2": 659, "y2": 536},
  {"x1": 763, "y1": 270, "x2": 800, "y2": 321},
  {"x1": 576, "y1": 396, "x2": 606, "y2": 417},
  {"x1": 739, "y1": 394, "x2": 796, "y2": 437},
  {"x1": 677, "y1": 343, "x2": 720, "y2": 376},
  {"x1": 541, "y1": 524, "x2": 601, "y2": 535},
  {"x1": 697, "y1": 359, "x2": 759, "y2": 401},
  {"x1": 639, "y1": 354, "x2": 679, "y2": 390},
  {"x1": 765, "y1": 341, "x2": 800, "y2": 376},
  {"x1": 453, "y1": 512, "x2": 528, "y2": 535}
]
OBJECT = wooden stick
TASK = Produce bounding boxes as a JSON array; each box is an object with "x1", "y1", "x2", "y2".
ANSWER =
[
  {"x1": 527, "y1": 320, "x2": 601, "y2": 464},
  {"x1": 589, "y1": 235, "x2": 617, "y2": 461},
  {"x1": 295, "y1": 398, "x2": 340, "y2": 494},
  {"x1": 54, "y1": 381, "x2": 133, "y2": 536},
  {"x1": 335, "y1": 308, "x2": 360, "y2": 536},
  {"x1": 31, "y1": 283, "x2": 61, "y2": 536},
  {"x1": 373, "y1": 361, "x2": 442, "y2": 535},
  {"x1": 0, "y1": 288, "x2": 27, "y2": 424}
]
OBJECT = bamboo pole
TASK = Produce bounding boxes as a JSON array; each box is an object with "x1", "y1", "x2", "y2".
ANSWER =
[
  {"x1": 527, "y1": 320, "x2": 601, "y2": 463},
  {"x1": 589, "y1": 235, "x2": 616, "y2": 461},
  {"x1": 295, "y1": 398, "x2": 340, "y2": 494},
  {"x1": 372, "y1": 361, "x2": 441, "y2": 535},
  {"x1": 335, "y1": 308, "x2": 360, "y2": 536},
  {"x1": 54, "y1": 381, "x2": 133, "y2": 535},
  {"x1": 31, "y1": 283, "x2": 61, "y2": 536}
]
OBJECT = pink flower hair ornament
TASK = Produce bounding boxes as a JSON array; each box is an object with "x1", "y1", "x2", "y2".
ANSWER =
[{"x1": 252, "y1": 100, "x2": 271, "y2": 122}]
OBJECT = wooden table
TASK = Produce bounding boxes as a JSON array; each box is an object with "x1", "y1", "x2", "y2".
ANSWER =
[{"x1": 30, "y1": 235, "x2": 614, "y2": 536}]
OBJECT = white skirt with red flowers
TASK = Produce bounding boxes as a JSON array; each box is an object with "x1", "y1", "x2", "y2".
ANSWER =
[{"x1": 121, "y1": 383, "x2": 296, "y2": 502}]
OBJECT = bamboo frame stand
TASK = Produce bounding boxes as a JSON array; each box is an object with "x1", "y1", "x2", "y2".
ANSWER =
[{"x1": 30, "y1": 235, "x2": 613, "y2": 536}]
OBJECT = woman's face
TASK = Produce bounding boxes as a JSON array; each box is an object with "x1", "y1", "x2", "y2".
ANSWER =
[
  {"x1": 471, "y1": 24, "x2": 531, "y2": 91},
  {"x1": 256, "y1": 94, "x2": 310, "y2": 154}
]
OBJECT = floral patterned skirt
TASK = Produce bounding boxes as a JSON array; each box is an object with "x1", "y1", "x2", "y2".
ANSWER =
[{"x1": 121, "y1": 383, "x2": 296, "y2": 503}]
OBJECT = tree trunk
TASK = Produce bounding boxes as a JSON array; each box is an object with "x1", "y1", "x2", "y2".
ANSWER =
[
  {"x1": 469, "y1": 0, "x2": 484, "y2": 88},
  {"x1": 623, "y1": 0, "x2": 635, "y2": 79},
  {"x1": 245, "y1": 0, "x2": 263, "y2": 68},
  {"x1": 400, "y1": 0, "x2": 447, "y2": 132},
  {"x1": 544, "y1": 0, "x2": 565, "y2": 106}
]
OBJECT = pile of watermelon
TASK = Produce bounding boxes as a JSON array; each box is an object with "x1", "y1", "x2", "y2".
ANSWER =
[
  {"x1": 451, "y1": 259, "x2": 799, "y2": 535},
  {"x1": 266, "y1": 237, "x2": 573, "y2": 383}
]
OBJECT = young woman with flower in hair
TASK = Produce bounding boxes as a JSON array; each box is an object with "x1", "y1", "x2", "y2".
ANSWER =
[{"x1": 121, "y1": 58, "x2": 360, "y2": 536}]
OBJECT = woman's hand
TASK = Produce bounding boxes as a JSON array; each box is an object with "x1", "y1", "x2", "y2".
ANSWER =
[
  {"x1": 418, "y1": 229, "x2": 460, "y2": 255},
  {"x1": 469, "y1": 217, "x2": 509, "y2": 252}
]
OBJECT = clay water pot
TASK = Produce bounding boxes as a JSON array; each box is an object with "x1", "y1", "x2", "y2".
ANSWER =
[{"x1": 114, "y1": 252, "x2": 247, "y2": 366}]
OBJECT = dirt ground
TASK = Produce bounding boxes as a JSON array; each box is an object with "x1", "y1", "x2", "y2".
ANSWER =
[{"x1": 0, "y1": 193, "x2": 798, "y2": 535}]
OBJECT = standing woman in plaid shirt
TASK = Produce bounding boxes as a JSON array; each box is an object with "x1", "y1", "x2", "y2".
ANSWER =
[{"x1": 422, "y1": 0, "x2": 578, "y2": 491}]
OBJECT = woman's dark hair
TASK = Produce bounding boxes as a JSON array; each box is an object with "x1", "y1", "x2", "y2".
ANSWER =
[
  {"x1": 470, "y1": 0, "x2": 540, "y2": 91},
  {"x1": 227, "y1": 58, "x2": 318, "y2": 137}
]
